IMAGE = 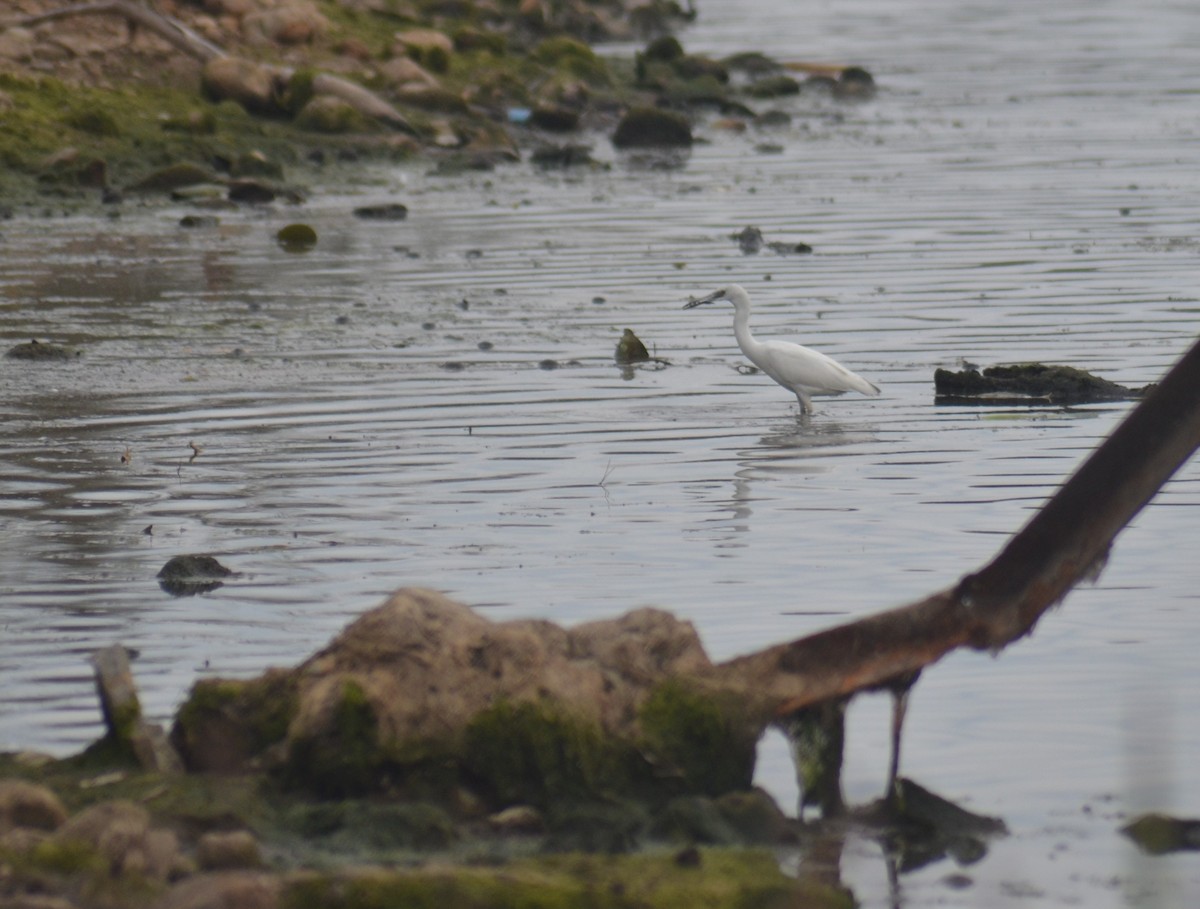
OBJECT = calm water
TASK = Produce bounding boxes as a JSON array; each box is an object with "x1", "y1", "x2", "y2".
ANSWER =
[{"x1": 2, "y1": 0, "x2": 1199, "y2": 904}]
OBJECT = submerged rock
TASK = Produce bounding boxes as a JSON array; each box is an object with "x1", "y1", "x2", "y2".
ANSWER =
[
  {"x1": 934, "y1": 363, "x2": 1152, "y2": 405},
  {"x1": 352, "y1": 202, "x2": 408, "y2": 220},
  {"x1": 5, "y1": 339, "x2": 80, "y2": 361},
  {"x1": 276, "y1": 223, "x2": 318, "y2": 251},
  {"x1": 127, "y1": 162, "x2": 218, "y2": 194},
  {"x1": 615, "y1": 328, "x2": 650, "y2": 364},
  {"x1": 612, "y1": 106, "x2": 693, "y2": 149},
  {"x1": 157, "y1": 554, "x2": 233, "y2": 597},
  {"x1": 530, "y1": 143, "x2": 599, "y2": 168},
  {"x1": 1122, "y1": 813, "x2": 1200, "y2": 854}
]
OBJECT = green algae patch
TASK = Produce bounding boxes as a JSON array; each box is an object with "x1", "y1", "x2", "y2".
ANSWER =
[
  {"x1": 532, "y1": 36, "x2": 611, "y2": 84},
  {"x1": 639, "y1": 680, "x2": 757, "y2": 797},
  {"x1": 461, "y1": 699, "x2": 638, "y2": 808},
  {"x1": 172, "y1": 671, "x2": 299, "y2": 773},
  {"x1": 278, "y1": 222, "x2": 319, "y2": 252},
  {"x1": 280, "y1": 677, "x2": 428, "y2": 799},
  {"x1": 282, "y1": 849, "x2": 801, "y2": 909}
]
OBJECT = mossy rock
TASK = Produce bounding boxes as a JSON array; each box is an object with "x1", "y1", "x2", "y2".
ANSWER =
[
  {"x1": 461, "y1": 699, "x2": 638, "y2": 808},
  {"x1": 277, "y1": 223, "x2": 318, "y2": 252},
  {"x1": 62, "y1": 108, "x2": 121, "y2": 137},
  {"x1": 934, "y1": 363, "x2": 1151, "y2": 404},
  {"x1": 171, "y1": 671, "x2": 299, "y2": 773},
  {"x1": 638, "y1": 679, "x2": 757, "y2": 796},
  {"x1": 294, "y1": 96, "x2": 370, "y2": 134},
  {"x1": 745, "y1": 74, "x2": 801, "y2": 98},
  {"x1": 532, "y1": 36, "x2": 609, "y2": 83},
  {"x1": 5, "y1": 339, "x2": 81, "y2": 361},
  {"x1": 126, "y1": 162, "x2": 219, "y2": 194}
]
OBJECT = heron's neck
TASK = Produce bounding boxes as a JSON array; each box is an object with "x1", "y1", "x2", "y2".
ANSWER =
[{"x1": 732, "y1": 304, "x2": 757, "y2": 353}]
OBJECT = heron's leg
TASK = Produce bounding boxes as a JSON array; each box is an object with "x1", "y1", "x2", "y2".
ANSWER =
[{"x1": 796, "y1": 391, "x2": 813, "y2": 414}]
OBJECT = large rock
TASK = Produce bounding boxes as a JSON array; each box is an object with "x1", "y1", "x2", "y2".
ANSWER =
[{"x1": 172, "y1": 589, "x2": 758, "y2": 805}]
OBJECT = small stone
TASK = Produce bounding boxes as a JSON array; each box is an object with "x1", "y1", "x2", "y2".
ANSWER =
[
  {"x1": 55, "y1": 801, "x2": 179, "y2": 880},
  {"x1": 242, "y1": 3, "x2": 330, "y2": 45},
  {"x1": 202, "y1": 57, "x2": 280, "y2": 115},
  {"x1": 378, "y1": 56, "x2": 439, "y2": 90},
  {"x1": 746, "y1": 74, "x2": 801, "y2": 98},
  {"x1": 487, "y1": 805, "x2": 544, "y2": 833},
  {"x1": 529, "y1": 104, "x2": 579, "y2": 132},
  {"x1": 227, "y1": 180, "x2": 277, "y2": 204},
  {"x1": 353, "y1": 203, "x2": 408, "y2": 220},
  {"x1": 196, "y1": 830, "x2": 264, "y2": 870},
  {"x1": 277, "y1": 223, "x2": 318, "y2": 252},
  {"x1": 127, "y1": 163, "x2": 218, "y2": 194},
  {"x1": 294, "y1": 96, "x2": 368, "y2": 134},
  {"x1": 0, "y1": 779, "x2": 69, "y2": 834},
  {"x1": 157, "y1": 872, "x2": 281, "y2": 909},
  {"x1": 612, "y1": 106, "x2": 692, "y2": 149},
  {"x1": 393, "y1": 27, "x2": 454, "y2": 57}
]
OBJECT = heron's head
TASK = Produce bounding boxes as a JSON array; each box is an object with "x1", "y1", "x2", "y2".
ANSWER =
[
  {"x1": 683, "y1": 288, "x2": 728, "y2": 309},
  {"x1": 683, "y1": 285, "x2": 749, "y2": 310}
]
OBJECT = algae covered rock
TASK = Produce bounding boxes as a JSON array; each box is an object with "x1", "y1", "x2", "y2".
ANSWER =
[
  {"x1": 615, "y1": 328, "x2": 650, "y2": 364},
  {"x1": 934, "y1": 363, "x2": 1152, "y2": 405},
  {"x1": 5, "y1": 339, "x2": 80, "y2": 361},
  {"x1": 157, "y1": 554, "x2": 233, "y2": 597},
  {"x1": 172, "y1": 588, "x2": 758, "y2": 806}
]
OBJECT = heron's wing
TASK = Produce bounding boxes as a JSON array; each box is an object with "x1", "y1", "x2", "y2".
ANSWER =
[{"x1": 756, "y1": 340, "x2": 880, "y2": 396}]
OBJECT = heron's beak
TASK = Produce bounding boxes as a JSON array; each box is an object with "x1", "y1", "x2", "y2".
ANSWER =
[{"x1": 683, "y1": 289, "x2": 724, "y2": 309}]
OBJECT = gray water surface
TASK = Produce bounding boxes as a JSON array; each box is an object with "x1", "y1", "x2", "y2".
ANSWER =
[{"x1": 3, "y1": 0, "x2": 1200, "y2": 905}]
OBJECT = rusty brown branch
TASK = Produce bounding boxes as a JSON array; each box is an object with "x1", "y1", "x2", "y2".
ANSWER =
[{"x1": 715, "y1": 335, "x2": 1200, "y2": 719}]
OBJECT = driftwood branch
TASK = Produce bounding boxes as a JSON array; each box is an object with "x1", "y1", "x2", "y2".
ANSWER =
[
  {"x1": 8, "y1": 0, "x2": 226, "y2": 61},
  {"x1": 5, "y1": 1, "x2": 415, "y2": 133},
  {"x1": 716, "y1": 335, "x2": 1200, "y2": 718}
]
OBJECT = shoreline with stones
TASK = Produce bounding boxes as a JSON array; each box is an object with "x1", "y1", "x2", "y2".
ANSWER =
[{"x1": 0, "y1": 0, "x2": 872, "y2": 214}]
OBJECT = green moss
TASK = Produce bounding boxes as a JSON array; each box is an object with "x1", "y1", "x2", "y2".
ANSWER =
[
  {"x1": 462, "y1": 699, "x2": 636, "y2": 807},
  {"x1": 284, "y1": 678, "x2": 384, "y2": 797},
  {"x1": 63, "y1": 107, "x2": 121, "y2": 137},
  {"x1": 25, "y1": 838, "x2": 106, "y2": 875},
  {"x1": 638, "y1": 680, "x2": 756, "y2": 797},
  {"x1": 283, "y1": 68, "x2": 319, "y2": 115},
  {"x1": 281, "y1": 849, "x2": 803, "y2": 909},
  {"x1": 173, "y1": 673, "x2": 299, "y2": 772},
  {"x1": 532, "y1": 37, "x2": 609, "y2": 83}
]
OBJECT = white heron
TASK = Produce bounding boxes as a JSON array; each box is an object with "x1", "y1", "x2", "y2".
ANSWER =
[{"x1": 683, "y1": 284, "x2": 880, "y2": 414}]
